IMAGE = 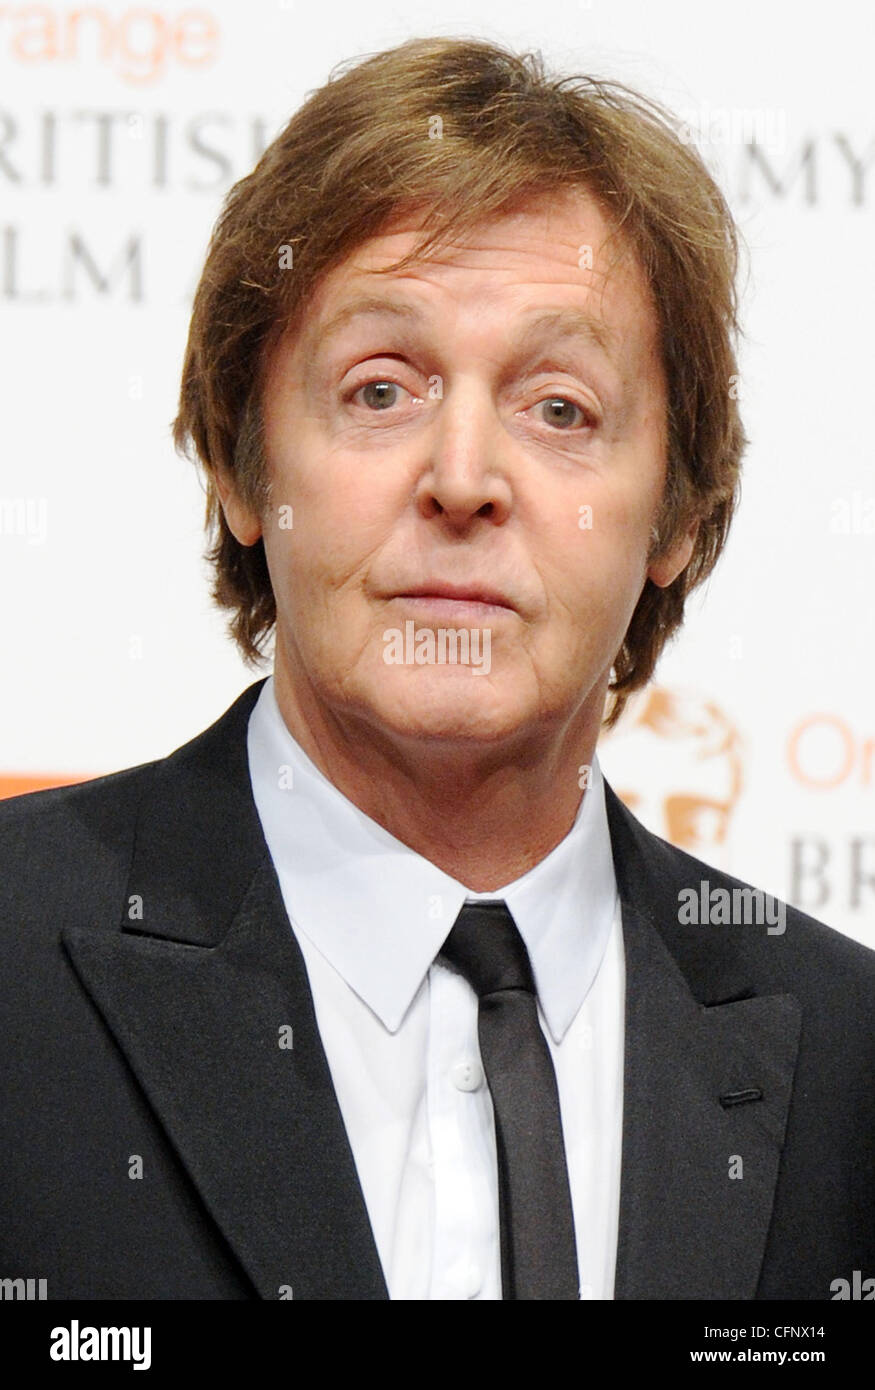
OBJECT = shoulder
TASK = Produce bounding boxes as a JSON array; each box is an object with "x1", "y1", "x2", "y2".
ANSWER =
[
  {"x1": 0, "y1": 754, "x2": 156, "y2": 847},
  {"x1": 603, "y1": 779, "x2": 875, "y2": 1003},
  {"x1": 0, "y1": 761, "x2": 157, "y2": 920},
  {"x1": 0, "y1": 678, "x2": 267, "y2": 922}
]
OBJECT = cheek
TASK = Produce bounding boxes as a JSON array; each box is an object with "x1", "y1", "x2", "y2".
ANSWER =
[
  {"x1": 273, "y1": 403, "x2": 408, "y2": 526},
  {"x1": 541, "y1": 483, "x2": 654, "y2": 617},
  {"x1": 262, "y1": 496, "x2": 396, "y2": 655},
  {"x1": 264, "y1": 427, "x2": 390, "y2": 589}
]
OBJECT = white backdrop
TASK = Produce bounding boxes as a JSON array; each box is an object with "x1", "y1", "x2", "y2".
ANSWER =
[{"x1": 1, "y1": 0, "x2": 873, "y2": 944}]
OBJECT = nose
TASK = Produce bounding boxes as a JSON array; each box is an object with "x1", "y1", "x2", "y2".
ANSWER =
[{"x1": 414, "y1": 377, "x2": 513, "y2": 529}]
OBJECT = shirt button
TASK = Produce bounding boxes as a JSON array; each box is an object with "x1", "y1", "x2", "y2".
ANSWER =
[
  {"x1": 464, "y1": 1263, "x2": 482, "y2": 1298},
  {"x1": 451, "y1": 1059, "x2": 483, "y2": 1091}
]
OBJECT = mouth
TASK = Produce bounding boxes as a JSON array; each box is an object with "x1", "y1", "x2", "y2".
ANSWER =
[{"x1": 391, "y1": 582, "x2": 517, "y2": 615}]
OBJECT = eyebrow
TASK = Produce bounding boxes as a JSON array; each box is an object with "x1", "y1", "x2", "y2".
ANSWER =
[
  {"x1": 314, "y1": 295, "x2": 419, "y2": 347},
  {"x1": 507, "y1": 307, "x2": 619, "y2": 363},
  {"x1": 311, "y1": 296, "x2": 620, "y2": 365}
]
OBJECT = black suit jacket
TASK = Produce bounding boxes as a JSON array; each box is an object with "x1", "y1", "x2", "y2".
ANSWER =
[{"x1": 1, "y1": 678, "x2": 874, "y2": 1300}]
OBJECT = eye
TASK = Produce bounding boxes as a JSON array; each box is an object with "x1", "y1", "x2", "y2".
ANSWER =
[
  {"x1": 535, "y1": 396, "x2": 591, "y2": 430},
  {"x1": 352, "y1": 379, "x2": 411, "y2": 411}
]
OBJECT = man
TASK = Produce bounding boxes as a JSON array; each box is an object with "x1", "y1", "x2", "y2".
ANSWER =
[{"x1": 2, "y1": 36, "x2": 874, "y2": 1301}]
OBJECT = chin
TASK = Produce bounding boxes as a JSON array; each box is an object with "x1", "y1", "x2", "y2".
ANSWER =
[{"x1": 354, "y1": 668, "x2": 535, "y2": 746}]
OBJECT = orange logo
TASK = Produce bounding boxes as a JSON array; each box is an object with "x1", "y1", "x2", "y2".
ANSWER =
[
  {"x1": 1, "y1": 6, "x2": 219, "y2": 85},
  {"x1": 787, "y1": 714, "x2": 875, "y2": 789}
]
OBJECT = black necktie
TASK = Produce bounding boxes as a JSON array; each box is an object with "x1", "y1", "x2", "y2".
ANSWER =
[{"x1": 438, "y1": 900, "x2": 579, "y2": 1300}]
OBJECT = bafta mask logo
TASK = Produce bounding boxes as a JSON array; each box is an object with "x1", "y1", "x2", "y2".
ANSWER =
[{"x1": 600, "y1": 688, "x2": 744, "y2": 868}]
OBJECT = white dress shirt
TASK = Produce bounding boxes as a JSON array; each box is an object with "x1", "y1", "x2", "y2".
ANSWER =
[{"x1": 247, "y1": 675, "x2": 625, "y2": 1300}]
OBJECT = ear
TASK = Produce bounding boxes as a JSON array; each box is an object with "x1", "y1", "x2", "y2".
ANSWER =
[
  {"x1": 214, "y1": 468, "x2": 263, "y2": 547},
  {"x1": 646, "y1": 517, "x2": 699, "y2": 589}
]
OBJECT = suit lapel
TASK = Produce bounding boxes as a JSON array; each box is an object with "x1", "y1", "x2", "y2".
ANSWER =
[
  {"x1": 62, "y1": 679, "x2": 388, "y2": 1301},
  {"x1": 605, "y1": 785, "x2": 801, "y2": 1299}
]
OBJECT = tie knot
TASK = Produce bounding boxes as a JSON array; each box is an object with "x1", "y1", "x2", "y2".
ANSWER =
[{"x1": 438, "y1": 900, "x2": 535, "y2": 998}]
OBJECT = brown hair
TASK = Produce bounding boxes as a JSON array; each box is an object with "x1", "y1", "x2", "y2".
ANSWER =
[{"x1": 173, "y1": 35, "x2": 747, "y2": 726}]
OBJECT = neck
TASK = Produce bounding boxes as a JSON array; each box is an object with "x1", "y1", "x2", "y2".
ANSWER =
[{"x1": 271, "y1": 664, "x2": 607, "y2": 892}]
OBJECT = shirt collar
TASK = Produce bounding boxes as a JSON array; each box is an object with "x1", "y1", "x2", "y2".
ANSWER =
[{"x1": 247, "y1": 676, "x2": 618, "y2": 1041}]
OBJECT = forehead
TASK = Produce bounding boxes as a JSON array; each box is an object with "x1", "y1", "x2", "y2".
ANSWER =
[{"x1": 293, "y1": 188, "x2": 659, "y2": 361}]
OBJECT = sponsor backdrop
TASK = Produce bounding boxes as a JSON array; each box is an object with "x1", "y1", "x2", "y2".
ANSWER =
[{"x1": 1, "y1": 1, "x2": 872, "y2": 944}]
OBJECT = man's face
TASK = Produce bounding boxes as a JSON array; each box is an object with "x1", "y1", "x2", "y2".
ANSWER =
[{"x1": 221, "y1": 189, "x2": 694, "y2": 756}]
